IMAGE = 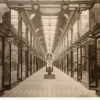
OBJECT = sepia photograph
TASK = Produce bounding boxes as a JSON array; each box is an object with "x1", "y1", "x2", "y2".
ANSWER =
[{"x1": 0, "y1": 0, "x2": 100, "y2": 98}]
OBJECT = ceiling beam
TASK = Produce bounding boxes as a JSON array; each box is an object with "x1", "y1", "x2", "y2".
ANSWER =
[{"x1": 4, "y1": 1, "x2": 94, "y2": 4}]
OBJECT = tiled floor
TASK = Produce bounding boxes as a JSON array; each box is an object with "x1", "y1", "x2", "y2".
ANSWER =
[{"x1": 1, "y1": 66, "x2": 99, "y2": 97}]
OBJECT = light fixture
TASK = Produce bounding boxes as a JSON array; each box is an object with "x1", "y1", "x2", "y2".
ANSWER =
[
  {"x1": 64, "y1": 14, "x2": 68, "y2": 19},
  {"x1": 36, "y1": 28, "x2": 39, "y2": 33},
  {"x1": 30, "y1": 14, "x2": 35, "y2": 20},
  {"x1": 87, "y1": 33, "x2": 95, "y2": 44},
  {"x1": 6, "y1": 30, "x2": 14, "y2": 44}
]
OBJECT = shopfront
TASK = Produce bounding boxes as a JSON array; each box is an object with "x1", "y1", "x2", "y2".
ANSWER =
[
  {"x1": 81, "y1": 40, "x2": 96, "y2": 89},
  {"x1": 96, "y1": 36, "x2": 100, "y2": 96},
  {"x1": 0, "y1": 35, "x2": 4, "y2": 95},
  {"x1": 28, "y1": 52, "x2": 30, "y2": 76},
  {"x1": 4, "y1": 41, "x2": 19, "y2": 90},
  {"x1": 18, "y1": 46, "x2": 26, "y2": 81},
  {"x1": 30, "y1": 54, "x2": 32, "y2": 75},
  {"x1": 73, "y1": 48, "x2": 77, "y2": 80},
  {"x1": 22, "y1": 47, "x2": 26, "y2": 80},
  {"x1": 64, "y1": 53, "x2": 67, "y2": 74},
  {"x1": 77, "y1": 45, "x2": 82, "y2": 81},
  {"x1": 68, "y1": 52, "x2": 71, "y2": 76},
  {"x1": 11, "y1": 43, "x2": 18, "y2": 86},
  {"x1": 81, "y1": 42, "x2": 89, "y2": 88}
]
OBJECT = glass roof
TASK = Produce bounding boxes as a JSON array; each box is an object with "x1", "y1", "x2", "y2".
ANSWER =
[
  {"x1": 5, "y1": 0, "x2": 94, "y2": 54},
  {"x1": 41, "y1": 16, "x2": 58, "y2": 53},
  {"x1": 40, "y1": 8, "x2": 61, "y2": 14},
  {"x1": 81, "y1": 10, "x2": 89, "y2": 36},
  {"x1": 11, "y1": 10, "x2": 18, "y2": 34}
]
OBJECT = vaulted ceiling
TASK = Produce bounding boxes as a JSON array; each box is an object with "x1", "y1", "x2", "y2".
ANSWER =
[{"x1": 3, "y1": 0, "x2": 95, "y2": 54}]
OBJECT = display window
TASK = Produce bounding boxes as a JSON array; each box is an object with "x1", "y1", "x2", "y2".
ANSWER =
[
  {"x1": 68, "y1": 52, "x2": 71, "y2": 76},
  {"x1": 81, "y1": 43, "x2": 89, "y2": 85},
  {"x1": 18, "y1": 46, "x2": 22, "y2": 79},
  {"x1": 89, "y1": 41, "x2": 96, "y2": 88},
  {"x1": 73, "y1": 48, "x2": 77, "y2": 79},
  {"x1": 0, "y1": 36, "x2": 3, "y2": 89},
  {"x1": 77, "y1": 46, "x2": 82, "y2": 80},
  {"x1": 96, "y1": 37, "x2": 100, "y2": 94},
  {"x1": 11, "y1": 43, "x2": 18, "y2": 84},
  {"x1": 64, "y1": 54, "x2": 67, "y2": 74},
  {"x1": 28, "y1": 53, "x2": 30, "y2": 76},
  {"x1": 4, "y1": 39, "x2": 10, "y2": 86},
  {"x1": 22, "y1": 47, "x2": 26, "y2": 78}
]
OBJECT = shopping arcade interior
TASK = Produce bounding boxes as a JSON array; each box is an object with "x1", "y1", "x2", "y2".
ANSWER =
[{"x1": 0, "y1": 0, "x2": 100, "y2": 97}]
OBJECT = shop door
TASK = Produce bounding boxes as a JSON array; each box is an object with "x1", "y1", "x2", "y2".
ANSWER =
[
  {"x1": 77, "y1": 47, "x2": 82, "y2": 80},
  {"x1": 96, "y1": 37, "x2": 100, "y2": 93},
  {"x1": 89, "y1": 42, "x2": 96, "y2": 89},
  {"x1": 0, "y1": 36, "x2": 3, "y2": 89}
]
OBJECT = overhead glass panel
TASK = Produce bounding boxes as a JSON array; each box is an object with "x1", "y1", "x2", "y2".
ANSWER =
[
  {"x1": 11, "y1": 10, "x2": 18, "y2": 34},
  {"x1": 69, "y1": 4, "x2": 79, "y2": 7},
  {"x1": 81, "y1": 10, "x2": 89, "y2": 36},
  {"x1": 22, "y1": 20, "x2": 26, "y2": 38},
  {"x1": 43, "y1": 26, "x2": 56, "y2": 30},
  {"x1": 43, "y1": 31, "x2": 55, "y2": 34},
  {"x1": 40, "y1": 8, "x2": 61, "y2": 14},
  {"x1": 41, "y1": 16, "x2": 57, "y2": 19}
]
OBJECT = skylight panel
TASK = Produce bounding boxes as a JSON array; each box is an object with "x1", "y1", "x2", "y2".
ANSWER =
[
  {"x1": 41, "y1": 16, "x2": 58, "y2": 19},
  {"x1": 41, "y1": 16, "x2": 58, "y2": 53},
  {"x1": 42, "y1": 18, "x2": 57, "y2": 26},
  {"x1": 43, "y1": 26, "x2": 56, "y2": 30},
  {"x1": 43, "y1": 31, "x2": 55, "y2": 34}
]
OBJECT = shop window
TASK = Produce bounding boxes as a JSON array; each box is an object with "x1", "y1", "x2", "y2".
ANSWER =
[
  {"x1": 0, "y1": 36, "x2": 2, "y2": 89},
  {"x1": 4, "y1": 40, "x2": 10, "y2": 86},
  {"x1": 11, "y1": 43, "x2": 18, "y2": 84}
]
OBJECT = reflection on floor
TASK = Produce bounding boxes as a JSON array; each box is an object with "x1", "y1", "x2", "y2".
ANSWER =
[{"x1": 1, "y1": 66, "x2": 98, "y2": 97}]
